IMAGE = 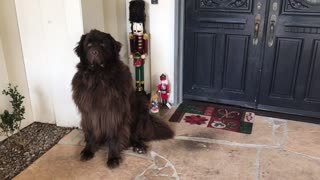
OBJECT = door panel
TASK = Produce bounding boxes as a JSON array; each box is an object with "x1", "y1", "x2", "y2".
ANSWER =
[
  {"x1": 282, "y1": 0, "x2": 320, "y2": 15},
  {"x1": 199, "y1": 0, "x2": 253, "y2": 13},
  {"x1": 258, "y1": 0, "x2": 320, "y2": 117},
  {"x1": 193, "y1": 33, "x2": 216, "y2": 88},
  {"x1": 270, "y1": 38, "x2": 303, "y2": 98},
  {"x1": 183, "y1": 0, "x2": 266, "y2": 108},
  {"x1": 223, "y1": 35, "x2": 249, "y2": 92},
  {"x1": 306, "y1": 40, "x2": 320, "y2": 101}
]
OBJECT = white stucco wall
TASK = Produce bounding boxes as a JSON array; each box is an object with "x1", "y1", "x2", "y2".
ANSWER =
[
  {"x1": 15, "y1": 0, "x2": 83, "y2": 127},
  {"x1": 81, "y1": 0, "x2": 129, "y2": 64},
  {"x1": 0, "y1": 37, "x2": 10, "y2": 114},
  {"x1": 104, "y1": 0, "x2": 129, "y2": 64},
  {"x1": 0, "y1": 37, "x2": 9, "y2": 141},
  {"x1": 45, "y1": 0, "x2": 83, "y2": 127},
  {"x1": 149, "y1": 0, "x2": 175, "y2": 103},
  {"x1": 0, "y1": 0, "x2": 34, "y2": 131},
  {"x1": 81, "y1": 0, "x2": 105, "y2": 33},
  {"x1": 14, "y1": 0, "x2": 56, "y2": 125}
]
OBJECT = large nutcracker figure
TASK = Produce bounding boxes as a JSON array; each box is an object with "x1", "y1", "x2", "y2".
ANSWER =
[{"x1": 129, "y1": 0, "x2": 149, "y2": 92}]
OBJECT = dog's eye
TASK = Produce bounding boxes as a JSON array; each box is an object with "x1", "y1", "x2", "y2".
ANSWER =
[
  {"x1": 100, "y1": 43, "x2": 105, "y2": 47},
  {"x1": 87, "y1": 43, "x2": 92, "y2": 47}
]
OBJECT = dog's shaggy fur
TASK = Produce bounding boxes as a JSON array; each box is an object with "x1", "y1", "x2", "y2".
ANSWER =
[{"x1": 71, "y1": 30, "x2": 174, "y2": 168}]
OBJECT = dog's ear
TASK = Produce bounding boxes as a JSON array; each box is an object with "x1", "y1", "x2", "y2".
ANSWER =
[
  {"x1": 74, "y1": 34, "x2": 87, "y2": 61},
  {"x1": 107, "y1": 34, "x2": 122, "y2": 54},
  {"x1": 114, "y1": 41, "x2": 122, "y2": 53}
]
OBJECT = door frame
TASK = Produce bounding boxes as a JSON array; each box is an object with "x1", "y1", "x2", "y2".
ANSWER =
[{"x1": 174, "y1": 0, "x2": 185, "y2": 106}]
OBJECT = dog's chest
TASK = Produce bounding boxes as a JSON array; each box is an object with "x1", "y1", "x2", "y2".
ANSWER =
[{"x1": 82, "y1": 73, "x2": 121, "y2": 107}]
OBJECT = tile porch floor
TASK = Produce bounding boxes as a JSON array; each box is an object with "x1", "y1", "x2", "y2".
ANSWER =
[{"x1": 14, "y1": 109, "x2": 320, "y2": 180}]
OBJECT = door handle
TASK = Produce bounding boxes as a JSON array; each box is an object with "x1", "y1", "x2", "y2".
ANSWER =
[
  {"x1": 253, "y1": 14, "x2": 261, "y2": 46},
  {"x1": 268, "y1": 15, "x2": 277, "y2": 47}
]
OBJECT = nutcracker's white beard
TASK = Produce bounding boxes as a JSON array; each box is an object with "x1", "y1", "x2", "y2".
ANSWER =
[{"x1": 160, "y1": 80, "x2": 168, "y2": 85}]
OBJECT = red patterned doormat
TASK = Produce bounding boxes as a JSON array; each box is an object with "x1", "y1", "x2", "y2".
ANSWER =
[{"x1": 169, "y1": 101, "x2": 255, "y2": 134}]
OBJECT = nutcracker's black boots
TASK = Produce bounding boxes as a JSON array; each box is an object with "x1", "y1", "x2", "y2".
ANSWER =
[{"x1": 162, "y1": 100, "x2": 167, "y2": 106}]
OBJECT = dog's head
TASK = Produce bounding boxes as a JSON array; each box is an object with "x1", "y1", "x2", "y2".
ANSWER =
[{"x1": 74, "y1": 29, "x2": 122, "y2": 67}]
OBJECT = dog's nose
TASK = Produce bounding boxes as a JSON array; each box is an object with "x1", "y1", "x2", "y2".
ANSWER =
[{"x1": 91, "y1": 50, "x2": 98, "y2": 56}]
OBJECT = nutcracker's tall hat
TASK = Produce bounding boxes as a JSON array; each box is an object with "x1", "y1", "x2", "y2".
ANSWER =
[
  {"x1": 129, "y1": 0, "x2": 146, "y2": 33},
  {"x1": 160, "y1": 74, "x2": 167, "y2": 81}
]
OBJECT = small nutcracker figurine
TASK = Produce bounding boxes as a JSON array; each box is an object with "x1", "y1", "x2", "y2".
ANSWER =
[
  {"x1": 157, "y1": 74, "x2": 170, "y2": 107},
  {"x1": 129, "y1": 0, "x2": 149, "y2": 92},
  {"x1": 150, "y1": 91, "x2": 159, "y2": 113}
]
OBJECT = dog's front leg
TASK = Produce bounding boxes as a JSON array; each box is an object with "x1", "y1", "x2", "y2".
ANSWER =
[
  {"x1": 107, "y1": 138, "x2": 122, "y2": 168},
  {"x1": 107, "y1": 127, "x2": 130, "y2": 168},
  {"x1": 80, "y1": 132, "x2": 97, "y2": 161}
]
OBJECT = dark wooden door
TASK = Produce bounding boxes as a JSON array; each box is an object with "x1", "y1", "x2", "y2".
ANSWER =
[
  {"x1": 258, "y1": 0, "x2": 320, "y2": 118},
  {"x1": 183, "y1": 0, "x2": 267, "y2": 108},
  {"x1": 183, "y1": 0, "x2": 320, "y2": 118}
]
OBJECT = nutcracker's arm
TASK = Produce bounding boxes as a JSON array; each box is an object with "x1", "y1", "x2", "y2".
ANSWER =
[
  {"x1": 129, "y1": 33, "x2": 134, "y2": 55},
  {"x1": 143, "y1": 33, "x2": 149, "y2": 56},
  {"x1": 157, "y1": 84, "x2": 161, "y2": 93}
]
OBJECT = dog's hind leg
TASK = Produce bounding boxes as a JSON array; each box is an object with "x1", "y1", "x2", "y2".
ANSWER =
[
  {"x1": 130, "y1": 117, "x2": 148, "y2": 154},
  {"x1": 80, "y1": 132, "x2": 98, "y2": 161}
]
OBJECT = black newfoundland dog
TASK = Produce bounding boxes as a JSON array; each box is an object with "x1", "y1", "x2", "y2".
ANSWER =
[{"x1": 71, "y1": 30, "x2": 174, "y2": 168}]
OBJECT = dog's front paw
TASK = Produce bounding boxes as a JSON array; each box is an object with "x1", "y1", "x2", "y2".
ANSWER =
[
  {"x1": 80, "y1": 149, "x2": 94, "y2": 161},
  {"x1": 107, "y1": 157, "x2": 121, "y2": 169}
]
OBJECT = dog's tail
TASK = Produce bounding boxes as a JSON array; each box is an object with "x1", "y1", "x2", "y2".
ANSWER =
[
  {"x1": 135, "y1": 113, "x2": 174, "y2": 142},
  {"x1": 134, "y1": 92, "x2": 174, "y2": 141},
  {"x1": 146, "y1": 114, "x2": 175, "y2": 141}
]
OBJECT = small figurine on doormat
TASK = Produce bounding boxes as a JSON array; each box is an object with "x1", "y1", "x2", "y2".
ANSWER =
[
  {"x1": 150, "y1": 91, "x2": 159, "y2": 113},
  {"x1": 129, "y1": 0, "x2": 149, "y2": 92},
  {"x1": 157, "y1": 74, "x2": 171, "y2": 109}
]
